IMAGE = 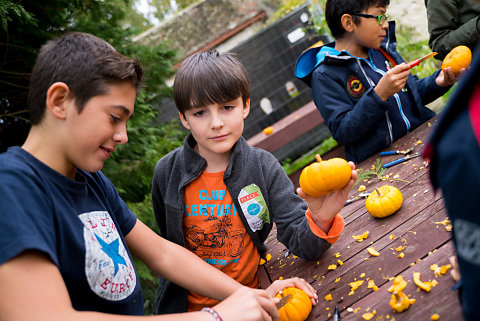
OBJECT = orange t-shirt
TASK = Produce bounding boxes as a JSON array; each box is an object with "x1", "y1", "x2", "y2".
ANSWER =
[{"x1": 183, "y1": 170, "x2": 260, "y2": 311}]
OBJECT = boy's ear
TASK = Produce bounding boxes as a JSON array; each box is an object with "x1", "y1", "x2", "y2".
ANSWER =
[
  {"x1": 341, "y1": 13, "x2": 355, "y2": 33},
  {"x1": 46, "y1": 82, "x2": 70, "y2": 119},
  {"x1": 242, "y1": 98, "x2": 250, "y2": 119},
  {"x1": 179, "y1": 111, "x2": 191, "y2": 130}
]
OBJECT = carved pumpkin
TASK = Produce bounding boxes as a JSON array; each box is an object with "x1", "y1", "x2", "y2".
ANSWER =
[
  {"x1": 299, "y1": 154, "x2": 351, "y2": 197},
  {"x1": 442, "y1": 45, "x2": 472, "y2": 76},
  {"x1": 275, "y1": 287, "x2": 312, "y2": 321},
  {"x1": 365, "y1": 185, "x2": 403, "y2": 218}
]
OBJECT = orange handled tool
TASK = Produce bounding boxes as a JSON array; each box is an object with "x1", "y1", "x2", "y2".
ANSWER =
[{"x1": 408, "y1": 52, "x2": 437, "y2": 68}]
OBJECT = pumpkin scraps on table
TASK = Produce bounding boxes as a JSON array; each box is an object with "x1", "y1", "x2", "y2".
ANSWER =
[
  {"x1": 299, "y1": 154, "x2": 351, "y2": 197},
  {"x1": 387, "y1": 275, "x2": 416, "y2": 312}
]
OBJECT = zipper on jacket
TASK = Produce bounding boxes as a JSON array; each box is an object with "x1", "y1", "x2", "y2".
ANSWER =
[
  {"x1": 356, "y1": 59, "x2": 394, "y2": 143},
  {"x1": 392, "y1": 93, "x2": 411, "y2": 132},
  {"x1": 385, "y1": 111, "x2": 394, "y2": 144},
  {"x1": 365, "y1": 57, "x2": 411, "y2": 134}
]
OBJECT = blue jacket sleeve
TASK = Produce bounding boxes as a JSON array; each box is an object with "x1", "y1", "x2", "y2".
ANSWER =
[{"x1": 410, "y1": 70, "x2": 451, "y2": 105}]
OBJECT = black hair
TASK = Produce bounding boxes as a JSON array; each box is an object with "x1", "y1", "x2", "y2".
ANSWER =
[
  {"x1": 173, "y1": 50, "x2": 249, "y2": 114},
  {"x1": 325, "y1": 0, "x2": 390, "y2": 39},
  {"x1": 28, "y1": 32, "x2": 143, "y2": 125}
]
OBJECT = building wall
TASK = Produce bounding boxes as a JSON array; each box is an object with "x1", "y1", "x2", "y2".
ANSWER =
[{"x1": 134, "y1": 0, "x2": 266, "y2": 58}]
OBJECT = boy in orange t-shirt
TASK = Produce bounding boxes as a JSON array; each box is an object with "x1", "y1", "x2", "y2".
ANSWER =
[{"x1": 151, "y1": 51, "x2": 357, "y2": 314}]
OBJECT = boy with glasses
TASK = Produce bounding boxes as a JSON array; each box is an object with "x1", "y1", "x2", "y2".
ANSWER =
[{"x1": 295, "y1": 0, "x2": 460, "y2": 164}]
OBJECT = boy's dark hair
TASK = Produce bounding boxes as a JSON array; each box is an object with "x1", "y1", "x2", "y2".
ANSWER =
[
  {"x1": 325, "y1": 0, "x2": 390, "y2": 39},
  {"x1": 173, "y1": 50, "x2": 249, "y2": 114},
  {"x1": 28, "y1": 32, "x2": 143, "y2": 125}
]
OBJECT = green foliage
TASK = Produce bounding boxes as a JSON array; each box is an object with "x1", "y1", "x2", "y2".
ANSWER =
[
  {"x1": 267, "y1": 0, "x2": 307, "y2": 23},
  {"x1": 0, "y1": 0, "x2": 36, "y2": 30},
  {"x1": 355, "y1": 158, "x2": 386, "y2": 185},
  {"x1": 150, "y1": 0, "x2": 199, "y2": 20},
  {"x1": 304, "y1": 0, "x2": 330, "y2": 37},
  {"x1": 0, "y1": 0, "x2": 185, "y2": 313},
  {"x1": 282, "y1": 136, "x2": 338, "y2": 175},
  {"x1": 127, "y1": 196, "x2": 160, "y2": 315},
  {"x1": 103, "y1": 107, "x2": 186, "y2": 203},
  {"x1": 395, "y1": 25, "x2": 439, "y2": 79}
]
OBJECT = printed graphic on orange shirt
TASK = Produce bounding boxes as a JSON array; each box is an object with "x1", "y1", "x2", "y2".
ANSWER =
[
  {"x1": 346, "y1": 74, "x2": 366, "y2": 98},
  {"x1": 184, "y1": 216, "x2": 245, "y2": 261}
]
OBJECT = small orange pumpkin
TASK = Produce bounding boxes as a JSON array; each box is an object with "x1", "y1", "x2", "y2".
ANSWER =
[
  {"x1": 442, "y1": 45, "x2": 472, "y2": 76},
  {"x1": 263, "y1": 126, "x2": 274, "y2": 135},
  {"x1": 299, "y1": 154, "x2": 351, "y2": 197},
  {"x1": 275, "y1": 287, "x2": 312, "y2": 321},
  {"x1": 365, "y1": 185, "x2": 403, "y2": 218}
]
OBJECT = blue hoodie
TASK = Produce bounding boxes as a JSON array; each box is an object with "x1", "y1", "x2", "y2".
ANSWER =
[{"x1": 295, "y1": 22, "x2": 448, "y2": 164}]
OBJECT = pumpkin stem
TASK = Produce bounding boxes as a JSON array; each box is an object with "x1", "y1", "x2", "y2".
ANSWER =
[
  {"x1": 375, "y1": 188, "x2": 382, "y2": 197},
  {"x1": 315, "y1": 154, "x2": 322, "y2": 163}
]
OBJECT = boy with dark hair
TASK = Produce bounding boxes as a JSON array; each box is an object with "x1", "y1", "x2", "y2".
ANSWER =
[
  {"x1": 295, "y1": 0, "x2": 459, "y2": 164},
  {"x1": 0, "y1": 32, "x2": 314, "y2": 321},
  {"x1": 151, "y1": 50, "x2": 357, "y2": 314}
]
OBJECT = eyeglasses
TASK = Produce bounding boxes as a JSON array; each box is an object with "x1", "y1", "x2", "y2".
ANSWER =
[{"x1": 351, "y1": 13, "x2": 390, "y2": 25}]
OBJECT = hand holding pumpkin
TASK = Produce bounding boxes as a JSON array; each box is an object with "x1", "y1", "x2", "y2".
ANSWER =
[
  {"x1": 274, "y1": 287, "x2": 312, "y2": 321},
  {"x1": 436, "y1": 45, "x2": 472, "y2": 87},
  {"x1": 266, "y1": 277, "x2": 317, "y2": 306},
  {"x1": 213, "y1": 286, "x2": 280, "y2": 321},
  {"x1": 297, "y1": 155, "x2": 357, "y2": 232}
]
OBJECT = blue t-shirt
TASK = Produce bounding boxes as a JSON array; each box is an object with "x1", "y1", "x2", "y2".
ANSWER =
[{"x1": 0, "y1": 147, "x2": 143, "y2": 315}]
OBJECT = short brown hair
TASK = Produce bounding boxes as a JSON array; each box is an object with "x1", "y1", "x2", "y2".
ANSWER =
[
  {"x1": 173, "y1": 51, "x2": 249, "y2": 114},
  {"x1": 28, "y1": 32, "x2": 143, "y2": 125}
]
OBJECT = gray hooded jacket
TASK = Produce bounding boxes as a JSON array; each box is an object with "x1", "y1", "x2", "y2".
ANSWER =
[{"x1": 151, "y1": 133, "x2": 335, "y2": 314}]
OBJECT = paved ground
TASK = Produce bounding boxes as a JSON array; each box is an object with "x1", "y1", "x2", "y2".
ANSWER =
[{"x1": 389, "y1": 0, "x2": 429, "y2": 41}]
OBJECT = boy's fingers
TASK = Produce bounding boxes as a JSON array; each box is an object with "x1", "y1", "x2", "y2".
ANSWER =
[{"x1": 258, "y1": 295, "x2": 279, "y2": 321}]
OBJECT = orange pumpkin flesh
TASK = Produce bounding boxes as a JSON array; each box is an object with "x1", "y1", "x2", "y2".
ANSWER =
[
  {"x1": 365, "y1": 185, "x2": 403, "y2": 218},
  {"x1": 299, "y1": 154, "x2": 351, "y2": 197},
  {"x1": 275, "y1": 287, "x2": 312, "y2": 321},
  {"x1": 442, "y1": 45, "x2": 472, "y2": 76}
]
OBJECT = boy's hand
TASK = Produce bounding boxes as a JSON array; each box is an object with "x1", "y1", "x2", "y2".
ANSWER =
[
  {"x1": 296, "y1": 162, "x2": 357, "y2": 232},
  {"x1": 214, "y1": 286, "x2": 279, "y2": 321},
  {"x1": 449, "y1": 255, "x2": 461, "y2": 282},
  {"x1": 436, "y1": 67, "x2": 465, "y2": 87},
  {"x1": 375, "y1": 63, "x2": 411, "y2": 101},
  {"x1": 265, "y1": 277, "x2": 318, "y2": 306}
]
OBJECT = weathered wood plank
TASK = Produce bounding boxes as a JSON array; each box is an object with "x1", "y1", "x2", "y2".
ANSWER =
[
  {"x1": 338, "y1": 241, "x2": 461, "y2": 321},
  {"x1": 246, "y1": 101, "x2": 324, "y2": 152},
  {"x1": 308, "y1": 208, "x2": 453, "y2": 320},
  {"x1": 264, "y1": 197, "x2": 446, "y2": 284}
]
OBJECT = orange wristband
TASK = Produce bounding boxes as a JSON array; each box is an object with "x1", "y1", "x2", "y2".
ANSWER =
[{"x1": 305, "y1": 209, "x2": 344, "y2": 244}]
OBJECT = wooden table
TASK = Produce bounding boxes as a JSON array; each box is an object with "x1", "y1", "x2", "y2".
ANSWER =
[{"x1": 258, "y1": 116, "x2": 464, "y2": 320}]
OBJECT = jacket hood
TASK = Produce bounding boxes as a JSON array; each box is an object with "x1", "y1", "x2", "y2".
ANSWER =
[{"x1": 295, "y1": 21, "x2": 397, "y2": 86}]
